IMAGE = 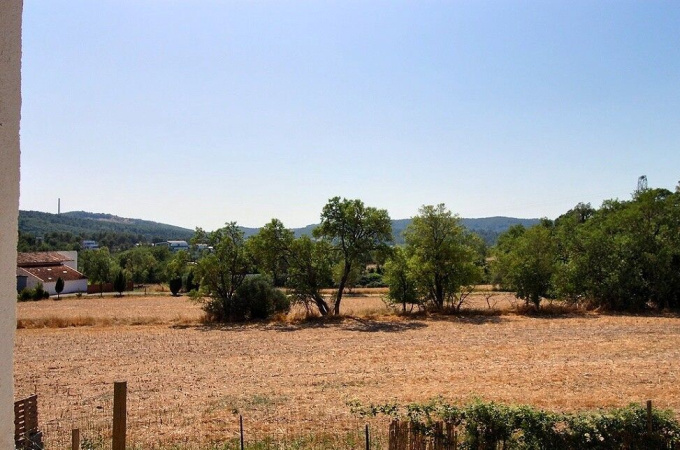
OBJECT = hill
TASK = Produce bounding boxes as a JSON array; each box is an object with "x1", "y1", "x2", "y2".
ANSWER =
[
  {"x1": 19, "y1": 210, "x2": 194, "y2": 242},
  {"x1": 19, "y1": 210, "x2": 540, "y2": 250}
]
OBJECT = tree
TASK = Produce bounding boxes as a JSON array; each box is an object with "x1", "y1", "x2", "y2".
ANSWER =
[
  {"x1": 404, "y1": 204, "x2": 483, "y2": 311},
  {"x1": 248, "y1": 219, "x2": 294, "y2": 287},
  {"x1": 113, "y1": 269, "x2": 127, "y2": 297},
  {"x1": 313, "y1": 197, "x2": 392, "y2": 315},
  {"x1": 286, "y1": 236, "x2": 335, "y2": 316},
  {"x1": 495, "y1": 222, "x2": 557, "y2": 309},
  {"x1": 169, "y1": 277, "x2": 182, "y2": 296},
  {"x1": 193, "y1": 223, "x2": 251, "y2": 321},
  {"x1": 54, "y1": 277, "x2": 64, "y2": 300},
  {"x1": 117, "y1": 246, "x2": 157, "y2": 284},
  {"x1": 383, "y1": 247, "x2": 418, "y2": 313},
  {"x1": 81, "y1": 247, "x2": 115, "y2": 297}
]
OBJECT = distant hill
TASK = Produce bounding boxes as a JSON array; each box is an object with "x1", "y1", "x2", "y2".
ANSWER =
[
  {"x1": 19, "y1": 210, "x2": 194, "y2": 242},
  {"x1": 289, "y1": 216, "x2": 540, "y2": 245},
  {"x1": 19, "y1": 210, "x2": 539, "y2": 249}
]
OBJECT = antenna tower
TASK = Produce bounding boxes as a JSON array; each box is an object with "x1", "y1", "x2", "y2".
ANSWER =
[{"x1": 637, "y1": 175, "x2": 648, "y2": 193}]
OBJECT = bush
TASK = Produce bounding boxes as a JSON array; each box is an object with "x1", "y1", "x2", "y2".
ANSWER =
[
  {"x1": 202, "y1": 276, "x2": 290, "y2": 322},
  {"x1": 234, "y1": 276, "x2": 290, "y2": 320},
  {"x1": 169, "y1": 277, "x2": 182, "y2": 296},
  {"x1": 18, "y1": 283, "x2": 49, "y2": 301},
  {"x1": 17, "y1": 289, "x2": 32, "y2": 302},
  {"x1": 349, "y1": 399, "x2": 680, "y2": 449}
]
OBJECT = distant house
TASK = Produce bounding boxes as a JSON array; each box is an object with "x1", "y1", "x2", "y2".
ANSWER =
[
  {"x1": 154, "y1": 240, "x2": 190, "y2": 252},
  {"x1": 17, "y1": 251, "x2": 88, "y2": 295},
  {"x1": 81, "y1": 240, "x2": 99, "y2": 250}
]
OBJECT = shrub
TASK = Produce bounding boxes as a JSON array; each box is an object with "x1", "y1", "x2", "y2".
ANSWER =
[
  {"x1": 169, "y1": 277, "x2": 182, "y2": 296},
  {"x1": 201, "y1": 276, "x2": 290, "y2": 322},
  {"x1": 233, "y1": 276, "x2": 290, "y2": 320},
  {"x1": 17, "y1": 289, "x2": 32, "y2": 302}
]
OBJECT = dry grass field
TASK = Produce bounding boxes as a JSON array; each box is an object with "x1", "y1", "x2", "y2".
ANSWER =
[{"x1": 14, "y1": 292, "x2": 680, "y2": 448}]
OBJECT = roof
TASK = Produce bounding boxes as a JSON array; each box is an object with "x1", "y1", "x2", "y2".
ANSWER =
[
  {"x1": 17, "y1": 252, "x2": 73, "y2": 267},
  {"x1": 19, "y1": 265, "x2": 87, "y2": 282}
]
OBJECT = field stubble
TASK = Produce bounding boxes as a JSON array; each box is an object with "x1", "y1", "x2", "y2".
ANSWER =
[{"x1": 14, "y1": 292, "x2": 680, "y2": 448}]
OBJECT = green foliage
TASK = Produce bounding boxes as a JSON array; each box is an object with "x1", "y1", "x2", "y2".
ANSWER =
[
  {"x1": 383, "y1": 247, "x2": 419, "y2": 313},
  {"x1": 314, "y1": 197, "x2": 392, "y2": 314},
  {"x1": 81, "y1": 247, "x2": 116, "y2": 297},
  {"x1": 117, "y1": 246, "x2": 159, "y2": 284},
  {"x1": 404, "y1": 204, "x2": 483, "y2": 311},
  {"x1": 493, "y1": 222, "x2": 557, "y2": 309},
  {"x1": 17, "y1": 284, "x2": 49, "y2": 302},
  {"x1": 285, "y1": 236, "x2": 335, "y2": 316},
  {"x1": 248, "y1": 219, "x2": 294, "y2": 287},
  {"x1": 169, "y1": 277, "x2": 182, "y2": 296},
  {"x1": 350, "y1": 399, "x2": 680, "y2": 449},
  {"x1": 552, "y1": 188, "x2": 680, "y2": 311},
  {"x1": 54, "y1": 277, "x2": 65, "y2": 299},
  {"x1": 193, "y1": 223, "x2": 252, "y2": 321},
  {"x1": 113, "y1": 269, "x2": 126, "y2": 296}
]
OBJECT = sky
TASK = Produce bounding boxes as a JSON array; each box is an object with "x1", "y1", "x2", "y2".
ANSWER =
[{"x1": 19, "y1": 0, "x2": 680, "y2": 230}]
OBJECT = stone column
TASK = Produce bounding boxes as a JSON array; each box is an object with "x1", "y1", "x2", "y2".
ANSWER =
[{"x1": 0, "y1": 0, "x2": 23, "y2": 447}]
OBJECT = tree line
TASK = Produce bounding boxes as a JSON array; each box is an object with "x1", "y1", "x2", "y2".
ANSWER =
[{"x1": 73, "y1": 183, "x2": 680, "y2": 319}]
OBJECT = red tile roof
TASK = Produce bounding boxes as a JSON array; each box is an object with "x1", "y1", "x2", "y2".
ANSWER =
[
  {"x1": 17, "y1": 252, "x2": 73, "y2": 267},
  {"x1": 19, "y1": 265, "x2": 87, "y2": 282}
]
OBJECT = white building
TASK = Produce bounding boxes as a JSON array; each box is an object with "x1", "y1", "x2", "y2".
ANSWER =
[{"x1": 17, "y1": 252, "x2": 88, "y2": 295}]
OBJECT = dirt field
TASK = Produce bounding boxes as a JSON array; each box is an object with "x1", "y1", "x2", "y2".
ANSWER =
[{"x1": 14, "y1": 293, "x2": 680, "y2": 448}]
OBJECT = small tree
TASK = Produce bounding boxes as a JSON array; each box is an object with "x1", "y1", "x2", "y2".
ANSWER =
[
  {"x1": 55, "y1": 277, "x2": 65, "y2": 300},
  {"x1": 113, "y1": 269, "x2": 126, "y2": 297},
  {"x1": 384, "y1": 247, "x2": 419, "y2": 313},
  {"x1": 169, "y1": 277, "x2": 183, "y2": 296}
]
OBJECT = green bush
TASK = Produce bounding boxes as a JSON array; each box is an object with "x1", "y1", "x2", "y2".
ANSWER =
[
  {"x1": 202, "y1": 276, "x2": 290, "y2": 322},
  {"x1": 349, "y1": 399, "x2": 680, "y2": 449},
  {"x1": 233, "y1": 276, "x2": 290, "y2": 320},
  {"x1": 17, "y1": 288, "x2": 32, "y2": 302},
  {"x1": 169, "y1": 277, "x2": 182, "y2": 296}
]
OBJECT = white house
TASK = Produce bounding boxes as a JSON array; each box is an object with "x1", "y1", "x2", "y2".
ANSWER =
[
  {"x1": 17, "y1": 252, "x2": 88, "y2": 295},
  {"x1": 154, "y1": 240, "x2": 190, "y2": 252}
]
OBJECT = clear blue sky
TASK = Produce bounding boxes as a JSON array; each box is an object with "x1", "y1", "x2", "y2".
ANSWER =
[{"x1": 19, "y1": 0, "x2": 680, "y2": 230}]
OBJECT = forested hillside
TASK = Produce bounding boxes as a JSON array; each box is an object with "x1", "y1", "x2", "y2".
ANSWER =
[{"x1": 18, "y1": 210, "x2": 538, "y2": 252}]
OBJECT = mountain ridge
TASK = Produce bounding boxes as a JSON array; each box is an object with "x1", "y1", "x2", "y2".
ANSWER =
[{"x1": 19, "y1": 210, "x2": 541, "y2": 246}]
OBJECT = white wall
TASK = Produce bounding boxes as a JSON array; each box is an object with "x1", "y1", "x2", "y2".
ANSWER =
[
  {"x1": 58, "y1": 251, "x2": 78, "y2": 270},
  {"x1": 0, "y1": 0, "x2": 23, "y2": 447}
]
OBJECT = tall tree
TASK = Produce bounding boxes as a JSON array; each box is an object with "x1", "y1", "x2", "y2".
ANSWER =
[
  {"x1": 404, "y1": 204, "x2": 482, "y2": 311},
  {"x1": 193, "y1": 223, "x2": 251, "y2": 321},
  {"x1": 54, "y1": 277, "x2": 64, "y2": 300},
  {"x1": 248, "y1": 218, "x2": 295, "y2": 287},
  {"x1": 81, "y1": 247, "x2": 115, "y2": 297},
  {"x1": 113, "y1": 269, "x2": 127, "y2": 297},
  {"x1": 494, "y1": 222, "x2": 557, "y2": 309},
  {"x1": 313, "y1": 197, "x2": 392, "y2": 315},
  {"x1": 286, "y1": 236, "x2": 335, "y2": 316}
]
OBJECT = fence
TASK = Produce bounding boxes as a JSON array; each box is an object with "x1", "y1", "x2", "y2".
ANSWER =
[
  {"x1": 388, "y1": 421, "x2": 458, "y2": 450},
  {"x1": 14, "y1": 394, "x2": 43, "y2": 450}
]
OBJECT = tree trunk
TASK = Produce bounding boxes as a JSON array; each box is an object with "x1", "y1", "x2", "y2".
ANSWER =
[
  {"x1": 314, "y1": 294, "x2": 330, "y2": 316},
  {"x1": 334, "y1": 261, "x2": 351, "y2": 315}
]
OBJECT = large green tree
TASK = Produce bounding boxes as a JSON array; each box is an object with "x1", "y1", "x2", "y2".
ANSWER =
[
  {"x1": 313, "y1": 197, "x2": 392, "y2": 315},
  {"x1": 81, "y1": 247, "x2": 116, "y2": 297},
  {"x1": 248, "y1": 218, "x2": 295, "y2": 287},
  {"x1": 404, "y1": 204, "x2": 483, "y2": 311},
  {"x1": 494, "y1": 222, "x2": 557, "y2": 309},
  {"x1": 193, "y1": 223, "x2": 252, "y2": 321},
  {"x1": 286, "y1": 236, "x2": 335, "y2": 316}
]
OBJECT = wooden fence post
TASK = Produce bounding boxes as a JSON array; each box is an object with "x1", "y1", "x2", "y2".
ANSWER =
[
  {"x1": 71, "y1": 428, "x2": 80, "y2": 450},
  {"x1": 239, "y1": 414, "x2": 244, "y2": 450},
  {"x1": 365, "y1": 423, "x2": 370, "y2": 450},
  {"x1": 112, "y1": 381, "x2": 127, "y2": 450},
  {"x1": 647, "y1": 399, "x2": 653, "y2": 433}
]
